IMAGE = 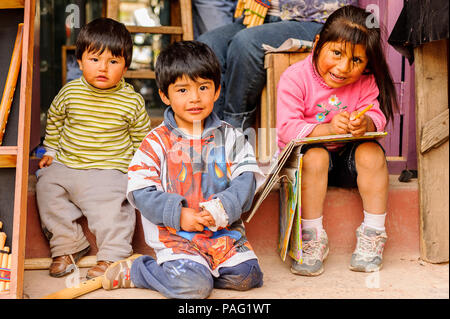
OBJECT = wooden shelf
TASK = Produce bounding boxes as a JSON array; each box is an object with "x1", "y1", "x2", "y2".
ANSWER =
[
  {"x1": 107, "y1": 0, "x2": 193, "y2": 41},
  {"x1": 0, "y1": 146, "x2": 18, "y2": 168},
  {"x1": 0, "y1": 146, "x2": 18, "y2": 154},
  {"x1": 105, "y1": 0, "x2": 194, "y2": 86},
  {"x1": 126, "y1": 25, "x2": 183, "y2": 35},
  {"x1": 108, "y1": 1, "x2": 194, "y2": 82},
  {"x1": 0, "y1": 1, "x2": 24, "y2": 9},
  {"x1": 125, "y1": 69, "x2": 155, "y2": 79}
]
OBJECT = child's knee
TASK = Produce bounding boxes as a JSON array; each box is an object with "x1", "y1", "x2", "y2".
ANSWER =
[
  {"x1": 303, "y1": 147, "x2": 329, "y2": 173},
  {"x1": 355, "y1": 142, "x2": 386, "y2": 170},
  {"x1": 183, "y1": 271, "x2": 214, "y2": 299},
  {"x1": 164, "y1": 259, "x2": 214, "y2": 299},
  {"x1": 215, "y1": 259, "x2": 263, "y2": 291}
]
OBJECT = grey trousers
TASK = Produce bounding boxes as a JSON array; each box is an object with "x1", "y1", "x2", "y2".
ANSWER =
[{"x1": 36, "y1": 162, "x2": 135, "y2": 261}]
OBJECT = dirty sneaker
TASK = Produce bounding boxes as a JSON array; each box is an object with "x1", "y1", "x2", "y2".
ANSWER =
[
  {"x1": 290, "y1": 228, "x2": 329, "y2": 276},
  {"x1": 349, "y1": 225, "x2": 387, "y2": 272},
  {"x1": 102, "y1": 254, "x2": 142, "y2": 290}
]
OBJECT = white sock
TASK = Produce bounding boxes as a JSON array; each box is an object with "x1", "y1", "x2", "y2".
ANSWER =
[
  {"x1": 362, "y1": 210, "x2": 386, "y2": 231},
  {"x1": 302, "y1": 216, "x2": 324, "y2": 236}
]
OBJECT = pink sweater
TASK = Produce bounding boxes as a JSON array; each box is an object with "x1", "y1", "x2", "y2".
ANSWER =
[{"x1": 276, "y1": 54, "x2": 386, "y2": 149}]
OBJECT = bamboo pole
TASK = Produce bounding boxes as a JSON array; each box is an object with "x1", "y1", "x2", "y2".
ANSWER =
[
  {"x1": 24, "y1": 256, "x2": 97, "y2": 270},
  {"x1": 0, "y1": 247, "x2": 10, "y2": 291},
  {"x1": 234, "y1": 0, "x2": 245, "y2": 18},
  {"x1": 0, "y1": 23, "x2": 23, "y2": 145}
]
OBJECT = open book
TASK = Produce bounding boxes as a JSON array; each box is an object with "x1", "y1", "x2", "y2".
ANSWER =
[{"x1": 246, "y1": 131, "x2": 387, "y2": 223}]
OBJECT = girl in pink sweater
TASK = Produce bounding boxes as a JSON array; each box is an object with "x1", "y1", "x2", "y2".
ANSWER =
[{"x1": 276, "y1": 5, "x2": 398, "y2": 276}]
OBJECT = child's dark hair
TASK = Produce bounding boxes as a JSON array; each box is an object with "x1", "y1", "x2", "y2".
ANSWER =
[
  {"x1": 155, "y1": 41, "x2": 221, "y2": 96},
  {"x1": 313, "y1": 5, "x2": 398, "y2": 122},
  {"x1": 76, "y1": 18, "x2": 133, "y2": 68}
]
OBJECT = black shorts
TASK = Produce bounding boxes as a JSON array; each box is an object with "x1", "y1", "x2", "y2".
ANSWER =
[{"x1": 299, "y1": 140, "x2": 386, "y2": 188}]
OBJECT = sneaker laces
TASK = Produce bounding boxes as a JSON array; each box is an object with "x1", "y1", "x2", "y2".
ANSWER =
[
  {"x1": 302, "y1": 238, "x2": 322, "y2": 259},
  {"x1": 356, "y1": 232, "x2": 384, "y2": 257}
]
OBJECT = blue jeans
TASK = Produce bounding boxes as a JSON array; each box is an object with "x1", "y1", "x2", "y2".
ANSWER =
[
  {"x1": 192, "y1": 0, "x2": 237, "y2": 39},
  {"x1": 130, "y1": 255, "x2": 263, "y2": 299},
  {"x1": 198, "y1": 16, "x2": 323, "y2": 130}
]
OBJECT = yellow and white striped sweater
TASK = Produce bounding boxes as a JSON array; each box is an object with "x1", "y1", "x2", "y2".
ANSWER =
[{"x1": 43, "y1": 76, "x2": 151, "y2": 173}]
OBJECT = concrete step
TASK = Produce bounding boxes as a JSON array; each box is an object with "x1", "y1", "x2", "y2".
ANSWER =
[
  {"x1": 23, "y1": 250, "x2": 449, "y2": 299},
  {"x1": 245, "y1": 175, "x2": 419, "y2": 256},
  {"x1": 25, "y1": 175, "x2": 419, "y2": 259}
]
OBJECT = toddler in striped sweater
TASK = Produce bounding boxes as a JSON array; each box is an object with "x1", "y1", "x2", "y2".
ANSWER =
[{"x1": 36, "y1": 18, "x2": 151, "y2": 279}]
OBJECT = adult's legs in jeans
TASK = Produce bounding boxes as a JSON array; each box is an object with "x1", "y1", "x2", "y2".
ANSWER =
[
  {"x1": 192, "y1": 0, "x2": 237, "y2": 39},
  {"x1": 198, "y1": 20, "x2": 246, "y2": 118},
  {"x1": 223, "y1": 19, "x2": 323, "y2": 130}
]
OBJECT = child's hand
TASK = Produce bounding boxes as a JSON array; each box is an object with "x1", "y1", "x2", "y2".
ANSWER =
[
  {"x1": 199, "y1": 209, "x2": 216, "y2": 228},
  {"x1": 180, "y1": 207, "x2": 215, "y2": 232},
  {"x1": 39, "y1": 155, "x2": 54, "y2": 168},
  {"x1": 330, "y1": 111, "x2": 350, "y2": 134},
  {"x1": 348, "y1": 111, "x2": 369, "y2": 137}
]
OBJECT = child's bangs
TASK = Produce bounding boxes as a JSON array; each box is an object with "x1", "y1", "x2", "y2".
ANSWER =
[
  {"x1": 171, "y1": 58, "x2": 218, "y2": 86},
  {"x1": 85, "y1": 38, "x2": 124, "y2": 58},
  {"x1": 332, "y1": 21, "x2": 369, "y2": 49},
  {"x1": 317, "y1": 21, "x2": 369, "y2": 60}
]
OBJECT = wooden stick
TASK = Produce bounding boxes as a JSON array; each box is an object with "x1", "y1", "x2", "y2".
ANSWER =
[
  {"x1": 0, "y1": 247, "x2": 10, "y2": 291},
  {"x1": 0, "y1": 23, "x2": 23, "y2": 145},
  {"x1": 250, "y1": 9, "x2": 261, "y2": 27},
  {"x1": 234, "y1": 0, "x2": 245, "y2": 18},
  {"x1": 0, "y1": 232, "x2": 6, "y2": 251},
  {"x1": 0, "y1": 226, "x2": 8, "y2": 292},
  {"x1": 243, "y1": 0, "x2": 252, "y2": 25},
  {"x1": 4, "y1": 254, "x2": 11, "y2": 291},
  {"x1": 41, "y1": 276, "x2": 103, "y2": 299},
  {"x1": 260, "y1": 6, "x2": 269, "y2": 24},
  {"x1": 248, "y1": 1, "x2": 258, "y2": 27},
  {"x1": 248, "y1": 2, "x2": 268, "y2": 28},
  {"x1": 24, "y1": 256, "x2": 97, "y2": 270},
  {"x1": 248, "y1": 12, "x2": 257, "y2": 27},
  {"x1": 41, "y1": 254, "x2": 142, "y2": 299}
]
